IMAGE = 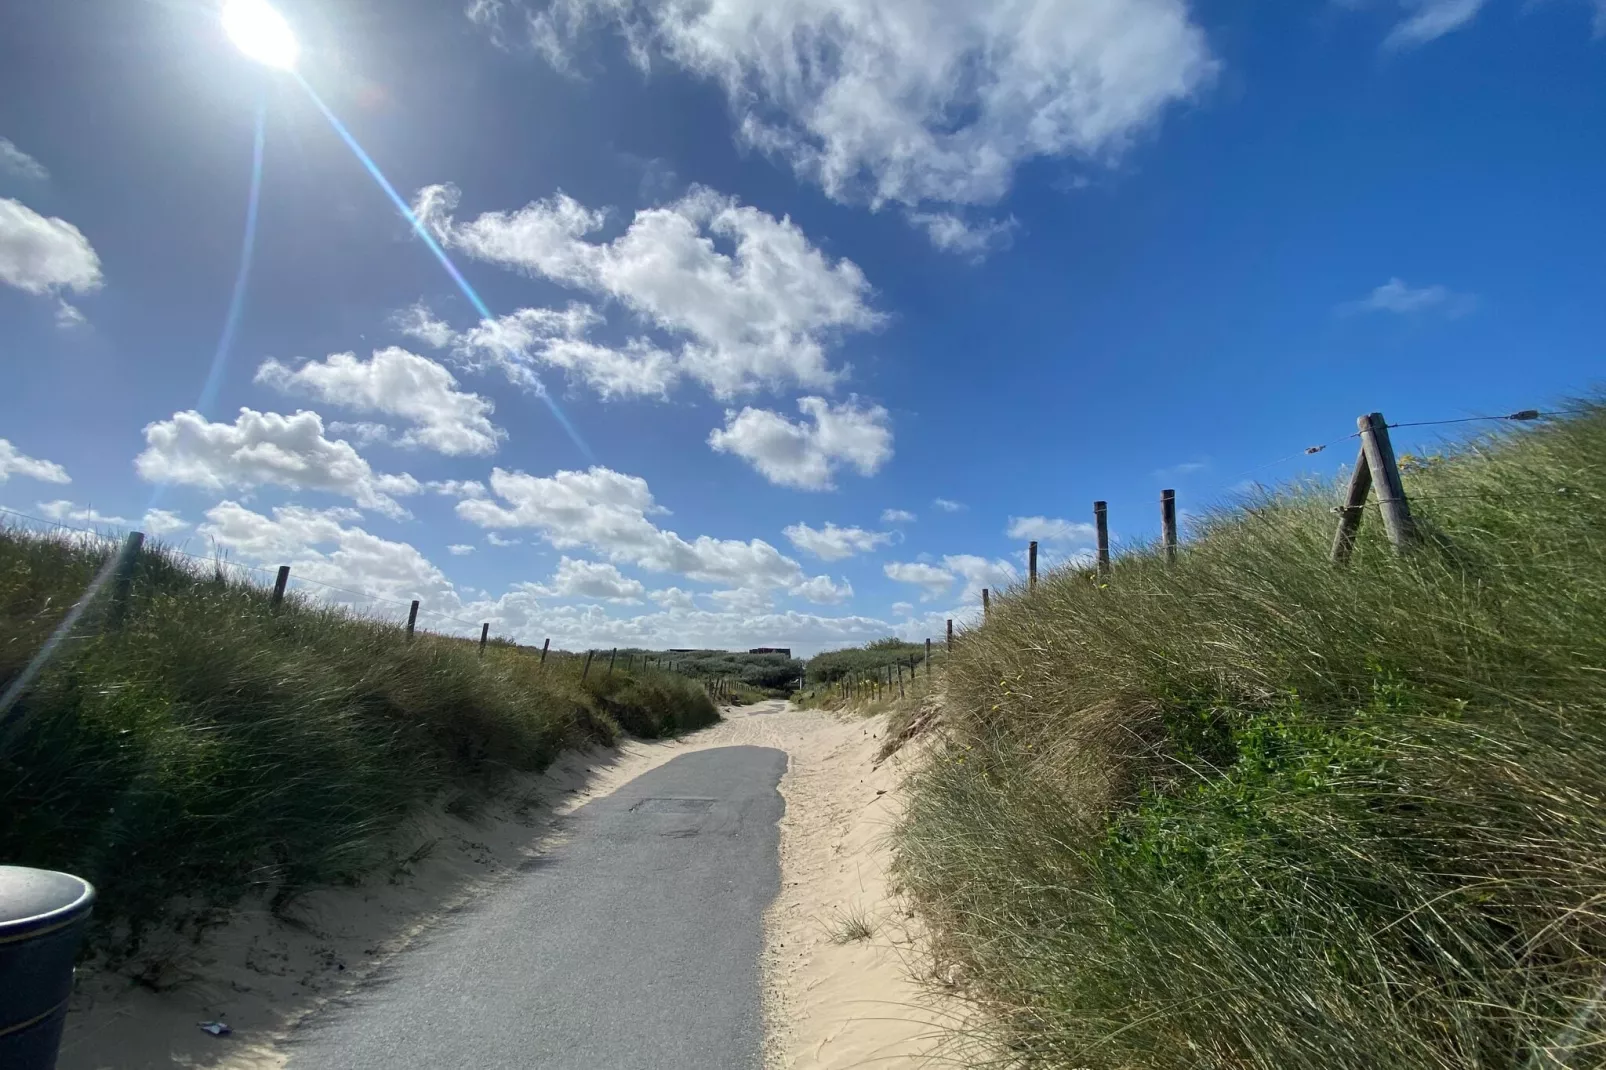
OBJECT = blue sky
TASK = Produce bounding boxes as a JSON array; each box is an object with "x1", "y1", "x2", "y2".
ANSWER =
[{"x1": 1, "y1": 0, "x2": 1602, "y2": 654}]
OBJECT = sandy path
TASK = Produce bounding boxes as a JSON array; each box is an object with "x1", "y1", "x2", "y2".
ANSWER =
[{"x1": 57, "y1": 702, "x2": 954, "y2": 1070}]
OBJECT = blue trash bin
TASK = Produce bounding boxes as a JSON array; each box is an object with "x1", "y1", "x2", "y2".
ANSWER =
[{"x1": 0, "y1": 867, "x2": 96, "y2": 1070}]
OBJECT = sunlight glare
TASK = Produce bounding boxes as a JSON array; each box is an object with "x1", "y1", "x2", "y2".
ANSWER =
[{"x1": 221, "y1": 0, "x2": 299, "y2": 70}]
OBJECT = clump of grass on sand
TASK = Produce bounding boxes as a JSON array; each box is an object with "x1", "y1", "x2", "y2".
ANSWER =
[
  {"x1": 0, "y1": 531, "x2": 717, "y2": 955},
  {"x1": 897, "y1": 405, "x2": 1606, "y2": 1069}
]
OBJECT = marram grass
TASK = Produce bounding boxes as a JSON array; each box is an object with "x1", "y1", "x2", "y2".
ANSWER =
[
  {"x1": 898, "y1": 406, "x2": 1606, "y2": 1069},
  {"x1": 0, "y1": 531, "x2": 716, "y2": 953}
]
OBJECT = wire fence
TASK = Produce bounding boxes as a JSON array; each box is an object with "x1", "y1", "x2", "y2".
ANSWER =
[
  {"x1": 2, "y1": 403, "x2": 1591, "y2": 670},
  {"x1": 0, "y1": 503, "x2": 759, "y2": 721},
  {"x1": 946, "y1": 404, "x2": 1597, "y2": 633}
]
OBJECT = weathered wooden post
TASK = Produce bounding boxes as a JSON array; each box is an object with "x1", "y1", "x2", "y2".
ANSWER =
[
  {"x1": 581, "y1": 649, "x2": 594, "y2": 681},
  {"x1": 107, "y1": 531, "x2": 145, "y2": 626},
  {"x1": 1359, "y1": 412, "x2": 1418, "y2": 552},
  {"x1": 982, "y1": 588, "x2": 990, "y2": 619},
  {"x1": 1329, "y1": 412, "x2": 1419, "y2": 563},
  {"x1": 1160, "y1": 489, "x2": 1177, "y2": 563},
  {"x1": 1028, "y1": 541, "x2": 1038, "y2": 589},
  {"x1": 925, "y1": 638, "x2": 932, "y2": 679},
  {"x1": 270, "y1": 565, "x2": 291, "y2": 608},
  {"x1": 607, "y1": 647, "x2": 618, "y2": 677},
  {"x1": 479, "y1": 623, "x2": 489, "y2": 656},
  {"x1": 1331, "y1": 448, "x2": 1372, "y2": 564},
  {"x1": 946, "y1": 619, "x2": 953, "y2": 653},
  {"x1": 1094, "y1": 501, "x2": 1110, "y2": 578},
  {"x1": 540, "y1": 638, "x2": 551, "y2": 665},
  {"x1": 897, "y1": 664, "x2": 905, "y2": 699},
  {"x1": 405, "y1": 600, "x2": 420, "y2": 642}
]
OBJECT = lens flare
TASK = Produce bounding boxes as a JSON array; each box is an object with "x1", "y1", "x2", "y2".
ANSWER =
[
  {"x1": 293, "y1": 71, "x2": 594, "y2": 460},
  {"x1": 222, "y1": 0, "x2": 299, "y2": 69}
]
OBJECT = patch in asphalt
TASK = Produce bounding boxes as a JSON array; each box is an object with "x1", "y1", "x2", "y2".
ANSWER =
[{"x1": 630, "y1": 797, "x2": 718, "y2": 814}]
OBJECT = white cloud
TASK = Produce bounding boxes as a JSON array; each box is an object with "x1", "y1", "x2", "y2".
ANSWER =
[
  {"x1": 789, "y1": 574, "x2": 853, "y2": 605},
  {"x1": 393, "y1": 302, "x2": 457, "y2": 349},
  {"x1": 907, "y1": 212, "x2": 1019, "y2": 259},
  {"x1": 891, "y1": 601, "x2": 913, "y2": 616},
  {"x1": 932, "y1": 497, "x2": 965, "y2": 512},
  {"x1": 943, "y1": 553, "x2": 1019, "y2": 603},
  {"x1": 458, "y1": 464, "x2": 809, "y2": 590},
  {"x1": 255, "y1": 348, "x2": 504, "y2": 456},
  {"x1": 135, "y1": 408, "x2": 423, "y2": 519},
  {"x1": 187, "y1": 498, "x2": 935, "y2": 655},
  {"x1": 535, "y1": 556, "x2": 647, "y2": 602},
  {"x1": 1153, "y1": 460, "x2": 1208, "y2": 480},
  {"x1": 880, "y1": 508, "x2": 916, "y2": 524},
  {"x1": 415, "y1": 183, "x2": 882, "y2": 397},
  {"x1": 884, "y1": 560, "x2": 954, "y2": 601},
  {"x1": 34, "y1": 500, "x2": 129, "y2": 527},
  {"x1": 1007, "y1": 516, "x2": 1098, "y2": 544},
  {"x1": 0, "y1": 139, "x2": 48, "y2": 181},
  {"x1": 0, "y1": 198, "x2": 102, "y2": 297},
  {"x1": 456, "y1": 304, "x2": 680, "y2": 399},
  {"x1": 141, "y1": 508, "x2": 190, "y2": 536},
  {"x1": 484, "y1": 0, "x2": 1214, "y2": 217},
  {"x1": 486, "y1": 532, "x2": 523, "y2": 546},
  {"x1": 1382, "y1": 0, "x2": 1487, "y2": 48},
  {"x1": 783, "y1": 521, "x2": 892, "y2": 561},
  {"x1": 327, "y1": 421, "x2": 395, "y2": 448},
  {"x1": 29, "y1": 500, "x2": 185, "y2": 538},
  {"x1": 447, "y1": 543, "x2": 476, "y2": 555},
  {"x1": 708, "y1": 396, "x2": 892, "y2": 490},
  {"x1": 427, "y1": 478, "x2": 490, "y2": 499},
  {"x1": 650, "y1": 586, "x2": 698, "y2": 610},
  {"x1": 707, "y1": 586, "x2": 777, "y2": 614},
  {"x1": 1343, "y1": 277, "x2": 1476, "y2": 318},
  {"x1": 0, "y1": 439, "x2": 70, "y2": 485},
  {"x1": 54, "y1": 300, "x2": 86, "y2": 330},
  {"x1": 199, "y1": 501, "x2": 461, "y2": 616}
]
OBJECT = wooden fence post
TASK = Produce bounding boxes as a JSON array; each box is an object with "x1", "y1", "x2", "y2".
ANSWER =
[
  {"x1": 1028, "y1": 541, "x2": 1038, "y2": 590},
  {"x1": 270, "y1": 565, "x2": 291, "y2": 608},
  {"x1": 897, "y1": 664, "x2": 905, "y2": 699},
  {"x1": 581, "y1": 649, "x2": 594, "y2": 681},
  {"x1": 1330, "y1": 447, "x2": 1372, "y2": 564},
  {"x1": 925, "y1": 638, "x2": 932, "y2": 678},
  {"x1": 1094, "y1": 501, "x2": 1110, "y2": 578},
  {"x1": 406, "y1": 600, "x2": 420, "y2": 642},
  {"x1": 540, "y1": 638, "x2": 551, "y2": 665},
  {"x1": 982, "y1": 588, "x2": 990, "y2": 619},
  {"x1": 1359, "y1": 412, "x2": 1418, "y2": 552},
  {"x1": 479, "y1": 623, "x2": 489, "y2": 656},
  {"x1": 607, "y1": 647, "x2": 618, "y2": 677},
  {"x1": 946, "y1": 619, "x2": 953, "y2": 653},
  {"x1": 108, "y1": 531, "x2": 145, "y2": 626},
  {"x1": 1160, "y1": 490, "x2": 1178, "y2": 563}
]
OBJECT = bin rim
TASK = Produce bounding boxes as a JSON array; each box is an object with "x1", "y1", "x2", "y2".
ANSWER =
[{"x1": 0, "y1": 866, "x2": 96, "y2": 945}]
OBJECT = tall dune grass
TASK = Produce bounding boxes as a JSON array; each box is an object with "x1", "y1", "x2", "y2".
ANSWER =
[
  {"x1": 898, "y1": 406, "x2": 1606, "y2": 1069},
  {"x1": 0, "y1": 530, "x2": 717, "y2": 952}
]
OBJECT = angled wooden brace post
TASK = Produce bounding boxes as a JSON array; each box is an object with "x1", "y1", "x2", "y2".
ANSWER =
[{"x1": 1331, "y1": 411, "x2": 1418, "y2": 564}]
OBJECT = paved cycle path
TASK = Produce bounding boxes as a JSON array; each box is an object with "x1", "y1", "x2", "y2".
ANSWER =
[{"x1": 284, "y1": 745, "x2": 788, "y2": 1070}]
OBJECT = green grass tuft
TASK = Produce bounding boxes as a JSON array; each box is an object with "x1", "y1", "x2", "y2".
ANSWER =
[{"x1": 897, "y1": 405, "x2": 1606, "y2": 1069}]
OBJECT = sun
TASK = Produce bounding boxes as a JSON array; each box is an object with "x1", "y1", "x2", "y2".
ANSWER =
[{"x1": 221, "y1": 0, "x2": 299, "y2": 70}]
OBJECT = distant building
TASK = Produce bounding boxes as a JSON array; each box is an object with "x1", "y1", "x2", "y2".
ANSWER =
[{"x1": 749, "y1": 647, "x2": 792, "y2": 657}]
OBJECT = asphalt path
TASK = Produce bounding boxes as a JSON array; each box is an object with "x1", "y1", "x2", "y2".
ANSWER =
[{"x1": 284, "y1": 745, "x2": 788, "y2": 1070}]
